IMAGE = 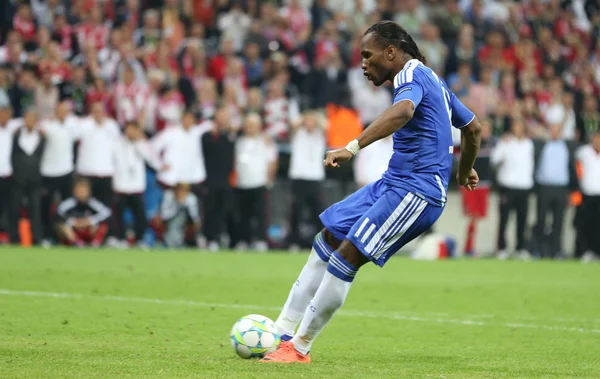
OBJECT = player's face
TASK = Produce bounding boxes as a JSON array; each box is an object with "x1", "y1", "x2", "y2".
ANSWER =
[{"x1": 360, "y1": 33, "x2": 393, "y2": 87}]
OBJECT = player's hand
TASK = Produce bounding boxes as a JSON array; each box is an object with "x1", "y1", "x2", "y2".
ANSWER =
[
  {"x1": 324, "y1": 148, "x2": 353, "y2": 168},
  {"x1": 457, "y1": 169, "x2": 479, "y2": 191}
]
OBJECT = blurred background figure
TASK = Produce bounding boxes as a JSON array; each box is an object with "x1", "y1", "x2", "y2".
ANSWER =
[
  {"x1": 202, "y1": 107, "x2": 236, "y2": 252},
  {"x1": 353, "y1": 135, "x2": 393, "y2": 189},
  {"x1": 532, "y1": 124, "x2": 577, "y2": 259},
  {"x1": 491, "y1": 119, "x2": 534, "y2": 260},
  {"x1": 39, "y1": 101, "x2": 78, "y2": 246},
  {"x1": 160, "y1": 183, "x2": 201, "y2": 249},
  {"x1": 55, "y1": 177, "x2": 112, "y2": 247},
  {"x1": 0, "y1": 99, "x2": 20, "y2": 244},
  {"x1": 461, "y1": 119, "x2": 494, "y2": 257},
  {"x1": 111, "y1": 121, "x2": 167, "y2": 249},
  {"x1": 9, "y1": 109, "x2": 45, "y2": 245},
  {"x1": 234, "y1": 113, "x2": 277, "y2": 252},
  {"x1": 576, "y1": 132, "x2": 600, "y2": 263},
  {"x1": 287, "y1": 111, "x2": 327, "y2": 251},
  {"x1": 75, "y1": 102, "x2": 120, "y2": 207}
]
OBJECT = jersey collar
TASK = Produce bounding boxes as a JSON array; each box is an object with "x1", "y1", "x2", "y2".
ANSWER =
[{"x1": 393, "y1": 59, "x2": 421, "y2": 90}]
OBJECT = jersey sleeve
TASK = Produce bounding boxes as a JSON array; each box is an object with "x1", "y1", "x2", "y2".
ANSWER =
[
  {"x1": 449, "y1": 91, "x2": 475, "y2": 129},
  {"x1": 393, "y1": 81, "x2": 424, "y2": 108}
]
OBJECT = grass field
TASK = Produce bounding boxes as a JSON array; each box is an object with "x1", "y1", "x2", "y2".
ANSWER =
[{"x1": 0, "y1": 247, "x2": 599, "y2": 378}]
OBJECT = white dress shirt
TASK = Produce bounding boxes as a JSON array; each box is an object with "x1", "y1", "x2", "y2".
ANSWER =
[
  {"x1": 113, "y1": 136, "x2": 162, "y2": 194},
  {"x1": 0, "y1": 119, "x2": 24, "y2": 177},
  {"x1": 18, "y1": 128, "x2": 42, "y2": 155},
  {"x1": 75, "y1": 117, "x2": 121, "y2": 177},
  {"x1": 491, "y1": 136, "x2": 535, "y2": 190},
  {"x1": 151, "y1": 124, "x2": 211, "y2": 186},
  {"x1": 353, "y1": 136, "x2": 394, "y2": 186},
  {"x1": 235, "y1": 135, "x2": 277, "y2": 189},
  {"x1": 288, "y1": 128, "x2": 326, "y2": 181},
  {"x1": 577, "y1": 145, "x2": 600, "y2": 196},
  {"x1": 40, "y1": 115, "x2": 79, "y2": 177}
]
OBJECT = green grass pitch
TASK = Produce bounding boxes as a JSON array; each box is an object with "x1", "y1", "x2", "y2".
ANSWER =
[{"x1": 0, "y1": 247, "x2": 599, "y2": 378}]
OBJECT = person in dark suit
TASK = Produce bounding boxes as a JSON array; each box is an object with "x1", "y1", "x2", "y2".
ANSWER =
[
  {"x1": 532, "y1": 124, "x2": 578, "y2": 258},
  {"x1": 9, "y1": 109, "x2": 46, "y2": 245},
  {"x1": 202, "y1": 107, "x2": 236, "y2": 251}
]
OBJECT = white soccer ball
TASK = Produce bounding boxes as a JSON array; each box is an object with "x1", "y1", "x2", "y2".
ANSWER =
[{"x1": 230, "y1": 314, "x2": 281, "y2": 359}]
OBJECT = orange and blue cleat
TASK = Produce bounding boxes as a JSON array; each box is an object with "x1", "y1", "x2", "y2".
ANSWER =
[{"x1": 260, "y1": 341, "x2": 311, "y2": 364}]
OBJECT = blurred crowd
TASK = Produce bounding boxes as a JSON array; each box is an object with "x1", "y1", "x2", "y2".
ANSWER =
[{"x1": 0, "y1": 0, "x2": 599, "y2": 259}]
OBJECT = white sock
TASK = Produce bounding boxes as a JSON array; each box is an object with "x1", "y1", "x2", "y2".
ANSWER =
[
  {"x1": 275, "y1": 232, "x2": 332, "y2": 338},
  {"x1": 292, "y1": 251, "x2": 357, "y2": 355}
]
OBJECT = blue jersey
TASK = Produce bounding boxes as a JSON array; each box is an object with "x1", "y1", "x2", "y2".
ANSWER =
[{"x1": 381, "y1": 59, "x2": 475, "y2": 207}]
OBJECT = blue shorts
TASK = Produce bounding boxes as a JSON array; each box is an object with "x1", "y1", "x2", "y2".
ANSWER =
[{"x1": 319, "y1": 179, "x2": 444, "y2": 267}]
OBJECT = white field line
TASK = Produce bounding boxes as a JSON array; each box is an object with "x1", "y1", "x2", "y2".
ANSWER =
[{"x1": 0, "y1": 289, "x2": 599, "y2": 335}]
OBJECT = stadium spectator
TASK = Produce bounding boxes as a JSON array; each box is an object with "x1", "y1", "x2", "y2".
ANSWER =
[
  {"x1": 141, "y1": 68, "x2": 165, "y2": 134},
  {"x1": 55, "y1": 177, "x2": 111, "y2": 247},
  {"x1": 151, "y1": 111, "x2": 210, "y2": 189},
  {"x1": 245, "y1": 87, "x2": 264, "y2": 116},
  {"x1": 58, "y1": 66, "x2": 87, "y2": 116},
  {"x1": 156, "y1": 82, "x2": 185, "y2": 131},
  {"x1": 308, "y1": 48, "x2": 347, "y2": 109},
  {"x1": 287, "y1": 111, "x2": 327, "y2": 250},
  {"x1": 202, "y1": 107, "x2": 236, "y2": 252},
  {"x1": 112, "y1": 121, "x2": 167, "y2": 248},
  {"x1": 9, "y1": 68, "x2": 37, "y2": 118},
  {"x1": 466, "y1": 67, "x2": 499, "y2": 119},
  {"x1": 134, "y1": 9, "x2": 162, "y2": 55},
  {"x1": 532, "y1": 124, "x2": 577, "y2": 259},
  {"x1": 325, "y1": 87, "x2": 362, "y2": 149},
  {"x1": 461, "y1": 119, "x2": 494, "y2": 257},
  {"x1": 491, "y1": 119, "x2": 534, "y2": 260},
  {"x1": 576, "y1": 132, "x2": 600, "y2": 263},
  {"x1": 9, "y1": 109, "x2": 45, "y2": 245},
  {"x1": 447, "y1": 61, "x2": 475, "y2": 99},
  {"x1": 75, "y1": 101, "x2": 120, "y2": 207},
  {"x1": 39, "y1": 102, "x2": 79, "y2": 244},
  {"x1": 217, "y1": 1, "x2": 252, "y2": 53},
  {"x1": 417, "y1": 23, "x2": 447, "y2": 76},
  {"x1": 353, "y1": 135, "x2": 394, "y2": 189},
  {"x1": 196, "y1": 78, "x2": 218, "y2": 121},
  {"x1": 160, "y1": 183, "x2": 201, "y2": 249},
  {"x1": 113, "y1": 64, "x2": 148, "y2": 126},
  {"x1": 263, "y1": 79, "x2": 300, "y2": 141},
  {"x1": 0, "y1": 98, "x2": 19, "y2": 242},
  {"x1": 35, "y1": 70, "x2": 60, "y2": 120},
  {"x1": 234, "y1": 113, "x2": 277, "y2": 251},
  {"x1": 579, "y1": 96, "x2": 599, "y2": 142},
  {"x1": 243, "y1": 42, "x2": 264, "y2": 87},
  {"x1": 350, "y1": 79, "x2": 391, "y2": 129}
]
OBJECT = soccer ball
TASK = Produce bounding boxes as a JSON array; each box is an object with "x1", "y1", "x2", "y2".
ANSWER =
[{"x1": 230, "y1": 314, "x2": 281, "y2": 359}]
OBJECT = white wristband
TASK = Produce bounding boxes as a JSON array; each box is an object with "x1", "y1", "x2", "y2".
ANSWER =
[{"x1": 345, "y1": 139, "x2": 360, "y2": 155}]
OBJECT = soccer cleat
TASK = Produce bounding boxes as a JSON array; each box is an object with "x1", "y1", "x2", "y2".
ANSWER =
[{"x1": 260, "y1": 341, "x2": 311, "y2": 364}]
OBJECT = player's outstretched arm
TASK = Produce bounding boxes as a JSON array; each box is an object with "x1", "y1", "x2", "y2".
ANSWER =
[
  {"x1": 456, "y1": 118, "x2": 482, "y2": 191},
  {"x1": 324, "y1": 101, "x2": 414, "y2": 168}
]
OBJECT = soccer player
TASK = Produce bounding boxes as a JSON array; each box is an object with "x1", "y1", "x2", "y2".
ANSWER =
[{"x1": 261, "y1": 21, "x2": 482, "y2": 364}]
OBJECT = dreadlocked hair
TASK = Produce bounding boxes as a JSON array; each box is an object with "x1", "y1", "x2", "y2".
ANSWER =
[{"x1": 364, "y1": 21, "x2": 428, "y2": 65}]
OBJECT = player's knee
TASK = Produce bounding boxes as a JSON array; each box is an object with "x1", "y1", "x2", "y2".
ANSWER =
[
  {"x1": 321, "y1": 228, "x2": 342, "y2": 251},
  {"x1": 337, "y1": 240, "x2": 369, "y2": 269}
]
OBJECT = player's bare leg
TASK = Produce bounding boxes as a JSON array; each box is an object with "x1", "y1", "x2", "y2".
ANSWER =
[
  {"x1": 274, "y1": 229, "x2": 341, "y2": 342},
  {"x1": 262, "y1": 239, "x2": 368, "y2": 363}
]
